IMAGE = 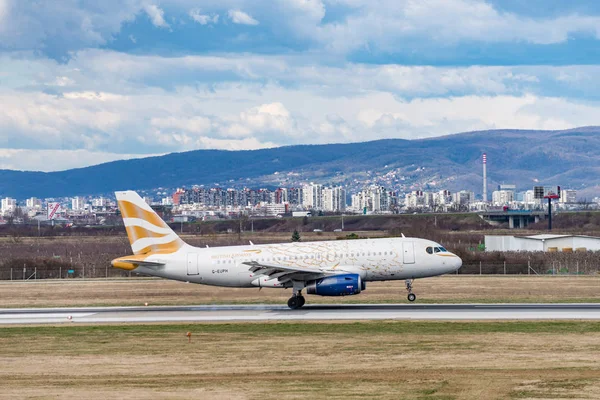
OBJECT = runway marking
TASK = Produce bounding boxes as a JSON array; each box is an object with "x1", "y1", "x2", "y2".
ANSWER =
[{"x1": 2, "y1": 304, "x2": 600, "y2": 324}]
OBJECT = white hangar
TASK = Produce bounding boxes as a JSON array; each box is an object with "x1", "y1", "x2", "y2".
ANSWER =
[{"x1": 485, "y1": 234, "x2": 600, "y2": 252}]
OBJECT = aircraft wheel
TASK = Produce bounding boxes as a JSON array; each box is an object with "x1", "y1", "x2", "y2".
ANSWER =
[
  {"x1": 407, "y1": 293, "x2": 416, "y2": 302},
  {"x1": 288, "y1": 296, "x2": 300, "y2": 309},
  {"x1": 298, "y1": 296, "x2": 306, "y2": 308}
]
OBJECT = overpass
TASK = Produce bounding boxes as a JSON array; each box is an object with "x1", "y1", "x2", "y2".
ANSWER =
[{"x1": 478, "y1": 210, "x2": 546, "y2": 229}]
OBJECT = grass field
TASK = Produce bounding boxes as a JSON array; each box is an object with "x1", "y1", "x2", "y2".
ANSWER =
[
  {"x1": 3, "y1": 278, "x2": 600, "y2": 398},
  {"x1": 1, "y1": 321, "x2": 600, "y2": 399},
  {"x1": 1, "y1": 275, "x2": 600, "y2": 308}
]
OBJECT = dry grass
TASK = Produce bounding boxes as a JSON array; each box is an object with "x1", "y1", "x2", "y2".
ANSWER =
[
  {"x1": 1, "y1": 275, "x2": 600, "y2": 308},
  {"x1": 1, "y1": 322, "x2": 600, "y2": 399}
]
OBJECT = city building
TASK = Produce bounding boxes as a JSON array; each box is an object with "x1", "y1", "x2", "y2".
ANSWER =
[
  {"x1": 1, "y1": 197, "x2": 17, "y2": 215},
  {"x1": 452, "y1": 190, "x2": 474, "y2": 209},
  {"x1": 404, "y1": 190, "x2": 425, "y2": 210},
  {"x1": 353, "y1": 186, "x2": 396, "y2": 213},
  {"x1": 71, "y1": 196, "x2": 86, "y2": 211},
  {"x1": 322, "y1": 186, "x2": 346, "y2": 212},
  {"x1": 560, "y1": 189, "x2": 577, "y2": 204},
  {"x1": 92, "y1": 197, "x2": 106, "y2": 207},
  {"x1": 274, "y1": 188, "x2": 288, "y2": 204},
  {"x1": 432, "y1": 190, "x2": 452, "y2": 211},
  {"x1": 26, "y1": 197, "x2": 42, "y2": 209},
  {"x1": 302, "y1": 183, "x2": 323, "y2": 210},
  {"x1": 492, "y1": 187, "x2": 515, "y2": 206}
]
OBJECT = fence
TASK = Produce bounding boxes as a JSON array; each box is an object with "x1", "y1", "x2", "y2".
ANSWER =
[
  {"x1": 0, "y1": 261, "x2": 133, "y2": 280},
  {"x1": 1, "y1": 260, "x2": 597, "y2": 280},
  {"x1": 460, "y1": 260, "x2": 594, "y2": 275}
]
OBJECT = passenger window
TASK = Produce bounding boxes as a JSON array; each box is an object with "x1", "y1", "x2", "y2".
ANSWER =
[{"x1": 426, "y1": 247, "x2": 433, "y2": 254}]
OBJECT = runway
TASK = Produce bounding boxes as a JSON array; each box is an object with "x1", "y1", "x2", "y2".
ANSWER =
[{"x1": 3, "y1": 303, "x2": 600, "y2": 324}]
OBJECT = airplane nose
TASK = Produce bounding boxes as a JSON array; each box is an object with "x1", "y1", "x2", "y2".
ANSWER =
[{"x1": 453, "y1": 254, "x2": 462, "y2": 271}]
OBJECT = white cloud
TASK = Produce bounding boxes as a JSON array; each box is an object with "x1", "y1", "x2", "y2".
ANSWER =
[
  {"x1": 0, "y1": 0, "x2": 9, "y2": 27},
  {"x1": 19, "y1": 49, "x2": 553, "y2": 98},
  {"x1": 228, "y1": 9, "x2": 259, "y2": 25},
  {"x1": 1, "y1": 0, "x2": 600, "y2": 58},
  {"x1": 143, "y1": 4, "x2": 169, "y2": 28},
  {"x1": 313, "y1": 0, "x2": 600, "y2": 53},
  {"x1": 46, "y1": 76, "x2": 76, "y2": 87},
  {"x1": 0, "y1": 149, "x2": 160, "y2": 172},
  {"x1": 288, "y1": 0, "x2": 325, "y2": 21},
  {"x1": 236, "y1": 102, "x2": 293, "y2": 135},
  {"x1": 150, "y1": 116, "x2": 212, "y2": 133},
  {"x1": 0, "y1": 1, "x2": 141, "y2": 53},
  {"x1": 189, "y1": 9, "x2": 218, "y2": 25},
  {"x1": 1, "y1": 50, "x2": 600, "y2": 171}
]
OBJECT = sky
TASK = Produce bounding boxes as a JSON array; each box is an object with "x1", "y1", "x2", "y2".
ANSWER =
[{"x1": 1, "y1": 0, "x2": 600, "y2": 171}]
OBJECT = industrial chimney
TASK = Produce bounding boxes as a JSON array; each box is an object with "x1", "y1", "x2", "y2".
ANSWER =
[{"x1": 482, "y1": 153, "x2": 487, "y2": 203}]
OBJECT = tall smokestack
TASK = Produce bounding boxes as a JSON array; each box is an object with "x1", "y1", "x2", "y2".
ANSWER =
[{"x1": 482, "y1": 153, "x2": 487, "y2": 203}]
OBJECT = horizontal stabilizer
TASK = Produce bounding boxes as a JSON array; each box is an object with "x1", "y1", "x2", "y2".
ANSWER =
[{"x1": 118, "y1": 259, "x2": 165, "y2": 267}]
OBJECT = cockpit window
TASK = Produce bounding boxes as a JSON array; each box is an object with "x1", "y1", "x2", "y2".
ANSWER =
[
  {"x1": 426, "y1": 247, "x2": 433, "y2": 254},
  {"x1": 439, "y1": 247, "x2": 447, "y2": 252},
  {"x1": 434, "y1": 247, "x2": 441, "y2": 253}
]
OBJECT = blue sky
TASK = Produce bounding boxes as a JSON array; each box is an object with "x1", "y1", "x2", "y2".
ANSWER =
[{"x1": 1, "y1": 0, "x2": 600, "y2": 171}]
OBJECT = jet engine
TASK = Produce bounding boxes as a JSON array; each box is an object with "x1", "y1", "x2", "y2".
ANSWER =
[{"x1": 305, "y1": 274, "x2": 365, "y2": 296}]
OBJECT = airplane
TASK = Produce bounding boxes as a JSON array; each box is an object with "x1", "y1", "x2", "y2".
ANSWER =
[{"x1": 111, "y1": 191, "x2": 462, "y2": 309}]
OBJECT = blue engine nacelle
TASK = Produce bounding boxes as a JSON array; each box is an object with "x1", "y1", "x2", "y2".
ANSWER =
[{"x1": 305, "y1": 274, "x2": 365, "y2": 296}]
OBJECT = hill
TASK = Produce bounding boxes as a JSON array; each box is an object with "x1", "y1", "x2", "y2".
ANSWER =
[{"x1": 1, "y1": 127, "x2": 599, "y2": 198}]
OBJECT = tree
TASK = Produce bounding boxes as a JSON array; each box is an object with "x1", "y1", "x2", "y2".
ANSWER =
[{"x1": 291, "y1": 229, "x2": 301, "y2": 242}]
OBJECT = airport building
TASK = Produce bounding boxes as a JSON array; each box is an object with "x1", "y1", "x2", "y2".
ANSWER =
[{"x1": 485, "y1": 234, "x2": 600, "y2": 252}]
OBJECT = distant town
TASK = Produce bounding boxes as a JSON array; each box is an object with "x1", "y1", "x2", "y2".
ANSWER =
[{"x1": 0, "y1": 181, "x2": 594, "y2": 226}]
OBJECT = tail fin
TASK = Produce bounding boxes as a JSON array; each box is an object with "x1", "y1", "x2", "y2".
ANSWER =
[{"x1": 115, "y1": 191, "x2": 185, "y2": 255}]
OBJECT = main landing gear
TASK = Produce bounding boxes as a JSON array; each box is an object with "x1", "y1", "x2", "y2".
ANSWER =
[
  {"x1": 288, "y1": 284, "x2": 306, "y2": 309},
  {"x1": 405, "y1": 279, "x2": 416, "y2": 302},
  {"x1": 287, "y1": 293, "x2": 305, "y2": 309}
]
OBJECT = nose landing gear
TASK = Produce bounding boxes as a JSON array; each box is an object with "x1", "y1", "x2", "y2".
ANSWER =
[{"x1": 405, "y1": 279, "x2": 416, "y2": 302}]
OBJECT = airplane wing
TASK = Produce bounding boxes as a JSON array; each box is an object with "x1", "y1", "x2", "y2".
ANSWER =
[{"x1": 242, "y1": 261, "x2": 330, "y2": 283}]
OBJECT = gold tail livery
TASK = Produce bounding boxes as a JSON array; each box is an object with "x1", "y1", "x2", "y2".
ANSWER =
[{"x1": 112, "y1": 190, "x2": 462, "y2": 309}]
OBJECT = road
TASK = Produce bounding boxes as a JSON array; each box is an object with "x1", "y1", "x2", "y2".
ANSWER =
[{"x1": 2, "y1": 303, "x2": 600, "y2": 324}]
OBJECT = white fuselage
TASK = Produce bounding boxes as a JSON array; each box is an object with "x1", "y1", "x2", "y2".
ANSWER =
[{"x1": 132, "y1": 237, "x2": 462, "y2": 289}]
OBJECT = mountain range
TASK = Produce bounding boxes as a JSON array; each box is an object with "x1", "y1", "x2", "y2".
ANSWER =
[{"x1": 1, "y1": 127, "x2": 599, "y2": 199}]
